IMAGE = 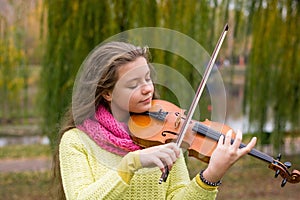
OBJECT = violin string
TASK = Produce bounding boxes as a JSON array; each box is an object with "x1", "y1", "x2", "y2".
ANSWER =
[{"x1": 193, "y1": 122, "x2": 274, "y2": 163}]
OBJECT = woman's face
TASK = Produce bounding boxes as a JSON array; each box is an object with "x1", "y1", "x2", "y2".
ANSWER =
[{"x1": 106, "y1": 57, "x2": 154, "y2": 122}]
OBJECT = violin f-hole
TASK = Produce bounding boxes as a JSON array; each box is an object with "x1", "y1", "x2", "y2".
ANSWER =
[{"x1": 161, "y1": 131, "x2": 178, "y2": 137}]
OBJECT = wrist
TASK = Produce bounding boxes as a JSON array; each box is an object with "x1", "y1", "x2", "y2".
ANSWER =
[
  {"x1": 196, "y1": 173, "x2": 219, "y2": 191},
  {"x1": 199, "y1": 169, "x2": 222, "y2": 187},
  {"x1": 203, "y1": 166, "x2": 224, "y2": 183},
  {"x1": 117, "y1": 150, "x2": 142, "y2": 183},
  {"x1": 203, "y1": 163, "x2": 226, "y2": 182}
]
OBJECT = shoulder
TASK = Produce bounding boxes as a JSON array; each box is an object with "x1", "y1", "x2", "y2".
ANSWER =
[
  {"x1": 60, "y1": 128, "x2": 89, "y2": 144},
  {"x1": 59, "y1": 128, "x2": 98, "y2": 162},
  {"x1": 62, "y1": 127, "x2": 85, "y2": 138},
  {"x1": 59, "y1": 128, "x2": 94, "y2": 154},
  {"x1": 59, "y1": 128, "x2": 123, "y2": 168}
]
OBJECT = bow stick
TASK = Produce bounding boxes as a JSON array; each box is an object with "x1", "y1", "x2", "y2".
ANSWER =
[{"x1": 159, "y1": 24, "x2": 229, "y2": 184}]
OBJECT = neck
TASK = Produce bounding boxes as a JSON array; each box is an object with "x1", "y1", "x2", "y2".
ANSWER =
[{"x1": 110, "y1": 107, "x2": 130, "y2": 124}]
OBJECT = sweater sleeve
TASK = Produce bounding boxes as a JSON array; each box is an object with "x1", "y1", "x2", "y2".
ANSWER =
[
  {"x1": 59, "y1": 129, "x2": 129, "y2": 200},
  {"x1": 166, "y1": 151, "x2": 218, "y2": 200}
]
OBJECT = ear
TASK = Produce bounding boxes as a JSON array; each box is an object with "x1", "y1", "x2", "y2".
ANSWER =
[{"x1": 102, "y1": 91, "x2": 112, "y2": 102}]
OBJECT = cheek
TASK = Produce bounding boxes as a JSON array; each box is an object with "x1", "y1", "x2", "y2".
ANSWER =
[
  {"x1": 128, "y1": 90, "x2": 139, "y2": 104},
  {"x1": 128, "y1": 91, "x2": 143, "y2": 108},
  {"x1": 117, "y1": 89, "x2": 137, "y2": 107}
]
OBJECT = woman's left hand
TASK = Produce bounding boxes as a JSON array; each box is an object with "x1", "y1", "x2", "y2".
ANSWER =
[{"x1": 203, "y1": 129, "x2": 257, "y2": 182}]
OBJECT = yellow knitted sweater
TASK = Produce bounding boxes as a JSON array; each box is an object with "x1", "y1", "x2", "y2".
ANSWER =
[{"x1": 59, "y1": 128, "x2": 218, "y2": 200}]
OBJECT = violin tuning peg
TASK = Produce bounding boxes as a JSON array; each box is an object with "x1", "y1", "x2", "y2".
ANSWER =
[
  {"x1": 276, "y1": 153, "x2": 282, "y2": 161},
  {"x1": 284, "y1": 161, "x2": 292, "y2": 169},
  {"x1": 281, "y1": 178, "x2": 287, "y2": 187},
  {"x1": 275, "y1": 169, "x2": 280, "y2": 178}
]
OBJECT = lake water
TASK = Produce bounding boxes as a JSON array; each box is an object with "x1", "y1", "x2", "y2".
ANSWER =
[{"x1": 0, "y1": 135, "x2": 49, "y2": 147}]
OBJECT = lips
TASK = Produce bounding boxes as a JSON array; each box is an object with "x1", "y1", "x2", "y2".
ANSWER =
[{"x1": 140, "y1": 97, "x2": 152, "y2": 104}]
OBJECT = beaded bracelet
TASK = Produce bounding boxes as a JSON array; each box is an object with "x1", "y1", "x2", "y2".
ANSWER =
[{"x1": 199, "y1": 170, "x2": 222, "y2": 187}]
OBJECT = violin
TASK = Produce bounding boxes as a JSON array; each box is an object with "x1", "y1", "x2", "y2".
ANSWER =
[
  {"x1": 128, "y1": 99, "x2": 300, "y2": 187},
  {"x1": 128, "y1": 23, "x2": 300, "y2": 186}
]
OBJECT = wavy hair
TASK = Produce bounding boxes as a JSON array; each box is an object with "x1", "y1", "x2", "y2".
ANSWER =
[{"x1": 51, "y1": 41, "x2": 158, "y2": 199}]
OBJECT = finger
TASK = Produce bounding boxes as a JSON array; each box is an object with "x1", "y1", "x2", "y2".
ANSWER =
[
  {"x1": 232, "y1": 129, "x2": 242, "y2": 149},
  {"x1": 151, "y1": 152, "x2": 171, "y2": 172},
  {"x1": 250, "y1": 137, "x2": 257, "y2": 148},
  {"x1": 160, "y1": 147, "x2": 177, "y2": 163},
  {"x1": 240, "y1": 137, "x2": 257, "y2": 155},
  {"x1": 246, "y1": 137, "x2": 257, "y2": 150},
  {"x1": 165, "y1": 143, "x2": 180, "y2": 157},
  {"x1": 152, "y1": 157, "x2": 165, "y2": 172},
  {"x1": 158, "y1": 152, "x2": 174, "y2": 169},
  {"x1": 224, "y1": 129, "x2": 233, "y2": 146},
  {"x1": 218, "y1": 134, "x2": 225, "y2": 146}
]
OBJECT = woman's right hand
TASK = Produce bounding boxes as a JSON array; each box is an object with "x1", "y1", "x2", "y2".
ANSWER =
[{"x1": 139, "y1": 142, "x2": 180, "y2": 173}]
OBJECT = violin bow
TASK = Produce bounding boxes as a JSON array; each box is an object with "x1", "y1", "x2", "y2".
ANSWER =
[{"x1": 159, "y1": 24, "x2": 229, "y2": 184}]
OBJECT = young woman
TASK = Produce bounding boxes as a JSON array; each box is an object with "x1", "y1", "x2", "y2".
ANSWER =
[{"x1": 53, "y1": 41, "x2": 257, "y2": 200}]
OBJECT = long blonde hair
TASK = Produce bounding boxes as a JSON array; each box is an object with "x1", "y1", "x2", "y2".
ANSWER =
[{"x1": 52, "y1": 41, "x2": 157, "y2": 199}]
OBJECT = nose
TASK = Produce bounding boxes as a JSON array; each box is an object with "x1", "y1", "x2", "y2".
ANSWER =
[{"x1": 141, "y1": 83, "x2": 153, "y2": 95}]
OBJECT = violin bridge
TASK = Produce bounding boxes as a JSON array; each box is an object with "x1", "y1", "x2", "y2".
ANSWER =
[{"x1": 175, "y1": 113, "x2": 181, "y2": 129}]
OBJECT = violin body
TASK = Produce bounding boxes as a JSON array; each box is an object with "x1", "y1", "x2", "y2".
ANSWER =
[
  {"x1": 128, "y1": 99, "x2": 300, "y2": 186},
  {"x1": 129, "y1": 99, "x2": 231, "y2": 163}
]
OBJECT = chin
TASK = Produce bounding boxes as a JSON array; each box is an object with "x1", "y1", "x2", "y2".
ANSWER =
[
  {"x1": 144, "y1": 101, "x2": 153, "y2": 110},
  {"x1": 133, "y1": 104, "x2": 151, "y2": 113}
]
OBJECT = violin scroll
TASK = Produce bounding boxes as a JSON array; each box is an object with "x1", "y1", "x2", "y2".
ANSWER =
[{"x1": 269, "y1": 154, "x2": 300, "y2": 187}]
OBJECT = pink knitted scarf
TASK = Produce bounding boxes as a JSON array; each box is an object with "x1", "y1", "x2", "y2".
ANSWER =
[{"x1": 78, "y1": 105, "x2": 142, "y2": 156}]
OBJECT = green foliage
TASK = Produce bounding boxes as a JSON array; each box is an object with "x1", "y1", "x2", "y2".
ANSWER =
[
  {"x1": 41, "y1": 0, "x2": 220, "y2": 149},
  {"x1": 244, "y1": 0, "x2": 300, "y2": 152},
  {"x1": 41, "y1": 0, "x2": 300, "y2": 152},
  {"x1": 0, "y1": 1, "x2": 41, "y2": 122},
  {"x1": 0, "y1": 23, "x2": 27, "y2": 120}
]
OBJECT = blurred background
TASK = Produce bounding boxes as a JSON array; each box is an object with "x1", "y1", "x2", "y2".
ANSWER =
[{"x1": 0, "y1": 0, "x2": 299, "y2": 199}]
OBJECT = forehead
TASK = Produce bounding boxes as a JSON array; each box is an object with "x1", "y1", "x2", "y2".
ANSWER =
[{"x1": 117, "y1": 57, "x2": 149, "y2": 81}]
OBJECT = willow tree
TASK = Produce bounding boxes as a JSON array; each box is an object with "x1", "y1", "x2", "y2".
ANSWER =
[
  {"x1": 41, "y1": 0, "x2": 160, "y2": 148},
  {"x1": 41, "y1": 0, "x2": 300, "y2": 153},
  {"x1": 41, "y1": 0, "x2": 226, "y2": 149},
  {"x1": 0, "y1": 1, "x2": 29, "y2": 122},
  {"x1": 42, "y1": 1, "x2": 112, "y2": 148},
  {"x1": 244, "y1": 0, "x2": 300, "y2": 152}
]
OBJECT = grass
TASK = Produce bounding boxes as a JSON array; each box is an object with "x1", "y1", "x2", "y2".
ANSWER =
[
  {"x1": 0, "y1": 144, "x2": 51, "y2": 159},
  {"x1": 216, "y1": 155, "x2": 300, "y2": 200},
  {"x1": 0, "y1": 144, "x2": 299, "y2": 200},
  {"x1": 0, "y1": 171, "x2": 52, "y2": 200},
  {"x1": 0, "y1": 144, "x2": 53, "y2": 200},
  {"x1": 187, "y1": 152, "x2": 300, "y2": 200}
]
